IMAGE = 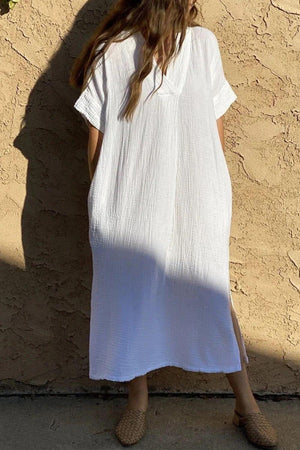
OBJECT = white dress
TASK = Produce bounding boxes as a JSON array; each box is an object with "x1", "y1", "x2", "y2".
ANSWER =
[{"x1": 74, "y1": 25, "x2": 249, "y2": 382}]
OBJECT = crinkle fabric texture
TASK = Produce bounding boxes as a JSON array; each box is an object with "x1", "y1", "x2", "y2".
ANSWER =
[{"x1": 74, "y1": 25, "x2": 249, "y2": 382}]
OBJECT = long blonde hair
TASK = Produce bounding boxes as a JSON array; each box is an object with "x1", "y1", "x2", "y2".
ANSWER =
[{"x1": 69, "y1": 0, "x2": 199, "y2": 122}]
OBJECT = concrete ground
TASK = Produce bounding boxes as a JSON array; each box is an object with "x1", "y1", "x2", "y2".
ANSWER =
[{"x1": 0, "y1": 395, "x2": 299, "y2": 450}]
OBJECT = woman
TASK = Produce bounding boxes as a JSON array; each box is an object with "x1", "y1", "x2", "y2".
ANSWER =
[{"x1": 69, "y1": 0, "x2": 278, "y2": 447}]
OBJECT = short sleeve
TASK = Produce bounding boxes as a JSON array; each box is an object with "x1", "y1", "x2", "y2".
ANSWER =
[
  {"x1": 206, "y1": 30, "x2": 237, "y2": 119},
  {"x1": 73, "y1": 47, "x2": 107, "y2": 133}
]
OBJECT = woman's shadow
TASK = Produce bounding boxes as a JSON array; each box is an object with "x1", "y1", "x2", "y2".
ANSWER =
[{"x1": 11, "y1": 1, "x2": 113, "y2": 390}]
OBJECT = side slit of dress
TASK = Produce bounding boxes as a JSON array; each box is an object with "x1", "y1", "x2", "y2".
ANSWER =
[{"x1": 228, "y1": 283, "x2": 250, "y2": 369}]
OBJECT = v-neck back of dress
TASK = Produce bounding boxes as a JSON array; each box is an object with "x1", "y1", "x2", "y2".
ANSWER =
[{"x1": 136, "y1": 27, "x2": 192, "y2": 95}]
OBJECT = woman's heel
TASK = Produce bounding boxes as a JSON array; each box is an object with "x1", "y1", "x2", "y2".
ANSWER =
[{"x1": 232, "y1": 409, "x2": 242, "y2": 427}]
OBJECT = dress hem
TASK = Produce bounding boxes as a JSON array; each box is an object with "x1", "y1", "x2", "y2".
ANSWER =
[{"x1": 89, "y1": 359, "x2": 248, "y2": 382}]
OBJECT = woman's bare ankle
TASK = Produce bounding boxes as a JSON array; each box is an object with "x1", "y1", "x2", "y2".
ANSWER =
[{"x1": 127, "y1": 374, "x2": 148, "y2": 411}]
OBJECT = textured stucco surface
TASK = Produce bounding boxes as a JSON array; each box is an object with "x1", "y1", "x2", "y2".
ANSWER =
[{"x1": 0, "y1": 0, "x2": 299, "y2": 394}]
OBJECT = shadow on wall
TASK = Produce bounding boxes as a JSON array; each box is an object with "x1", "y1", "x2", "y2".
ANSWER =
[{"x1": 3, "y1": 0, "x2": 114, "y2": 391}]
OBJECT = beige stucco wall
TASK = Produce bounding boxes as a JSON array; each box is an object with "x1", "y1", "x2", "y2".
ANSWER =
[{"x1": 0, "y1": 0, "x2": 299, "y2": 394}]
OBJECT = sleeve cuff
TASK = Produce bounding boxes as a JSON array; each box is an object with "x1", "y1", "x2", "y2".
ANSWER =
[
  {"x1": 74, "y1": 91, "x2": 105, "y2": 133},
  {"x1": 213, "y1": 80, "x2": 237, "y2": 119}
]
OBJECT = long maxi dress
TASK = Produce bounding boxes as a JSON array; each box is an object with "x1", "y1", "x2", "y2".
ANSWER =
[{"x1": 73, "y1": 25, "x2": 249, "y2": 382}]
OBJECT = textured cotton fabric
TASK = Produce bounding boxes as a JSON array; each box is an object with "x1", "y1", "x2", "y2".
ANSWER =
[{"x1": 74, "y1": 25, "x2": 249, "y2": 382}]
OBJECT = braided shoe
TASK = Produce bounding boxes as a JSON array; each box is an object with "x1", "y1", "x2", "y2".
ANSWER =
[
  {"x1": 232, "y1": 409, "x2": 278, "y2": 448},
  {"x1": 115, "y1": 407, "x2": 147, "y2": 446}
]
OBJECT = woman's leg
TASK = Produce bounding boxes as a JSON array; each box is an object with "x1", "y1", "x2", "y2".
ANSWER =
[
  {"x1": 127, "y1": 374, "x2": 149, "y2": 412},
  {"x1": 226, "y1": 360, "x2": 260, "y2": 415},
  {"x1": 226, "y1": 306, "x2": 260, "y2": 415},
  {"x1": 115, "y1": 374, "x2": 149, "y2": 445}
]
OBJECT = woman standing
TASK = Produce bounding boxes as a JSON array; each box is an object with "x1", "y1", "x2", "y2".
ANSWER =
[{"x1": 69, "y1": 0, "x2": 278, "y2": 447}]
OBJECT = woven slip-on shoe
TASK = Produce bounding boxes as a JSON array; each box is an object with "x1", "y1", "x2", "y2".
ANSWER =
[
  {"x1": 115, "y1": 407, "x2": 147, "y2": 446},
  {"x1": 232, "y1": 408, "x2": 278, "y2": 448}
]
